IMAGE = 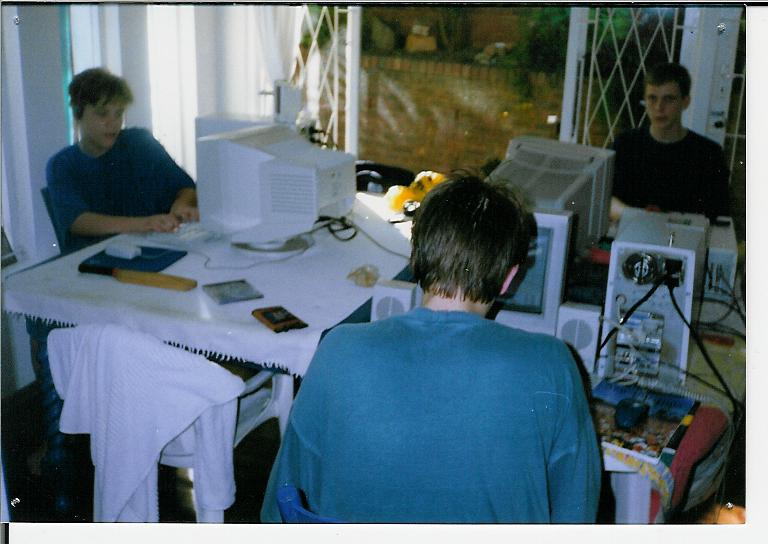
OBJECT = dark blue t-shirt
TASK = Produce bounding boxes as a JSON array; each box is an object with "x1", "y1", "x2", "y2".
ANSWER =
[
  {"x1": 46, "y1": 127, "x2": 195, "y2": 253},
  {"x1": 611, "y1": 126, "x2": 730, "y2": 220}
]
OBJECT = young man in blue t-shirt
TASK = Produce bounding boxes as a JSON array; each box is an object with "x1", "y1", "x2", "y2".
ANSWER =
[
  {"x1": 32, "y1": 68, "x2": 200, "y2": 519},
  {"x1": 261, "y1": 174, "x2": 601, "y2": 523},
  {"x1": 46, "y1": 67, "x2": 198, "y2": 253}
]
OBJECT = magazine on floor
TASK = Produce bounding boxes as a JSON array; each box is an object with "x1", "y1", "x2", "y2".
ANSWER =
[{"x1": 592, "y1": 379, "x2": 699, "y2": 465}]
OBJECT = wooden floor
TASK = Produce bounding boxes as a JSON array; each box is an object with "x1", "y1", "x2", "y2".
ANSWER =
[{"x1": 1, "y1": 380, "x2": 745, "y2": 524}]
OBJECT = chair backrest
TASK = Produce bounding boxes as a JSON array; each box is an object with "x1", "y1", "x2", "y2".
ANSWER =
[
  {"x1": 276, "y1": 485, "x2": 341, "y2": 523},
  {"x1": 48, "y1": 324, "x2": 245, "y2": 522},
  {"x1": 41, "y1": 186, "x2": 66, "y2": 252}
]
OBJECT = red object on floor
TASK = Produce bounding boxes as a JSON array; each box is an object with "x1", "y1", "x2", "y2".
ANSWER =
[
  {"x1": 648, "y1": 405, "x2": 729, "y2": 522},
  {"x1": 702, "y1": 334, "x2": 735, "y2": 347},
  {"x1": 589, "y1": 246, "x2": 611, "y2": 265}
]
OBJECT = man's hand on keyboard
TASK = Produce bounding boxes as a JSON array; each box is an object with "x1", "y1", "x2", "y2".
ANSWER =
[
  {"x1": 171, "y1": 201, "x2": 200, "y2": 223},
  {"x1": 171, "y1": 188, "x2": 200, "y2": 223},
  {"x1": 142, "y1": 213, "x2": 181, "y2": 233}
]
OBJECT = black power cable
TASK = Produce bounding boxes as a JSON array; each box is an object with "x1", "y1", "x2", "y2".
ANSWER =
[
  {"x1": 697, "y1": 297, "x2": 737, "y2": 326},
  {"x1": 665, "y1": 279, "x2": 744, "y2": 418},
  {"x1": 314, "y1": 215, "x2": 358, "y2": 241},
  {"x1": 714, "y1": 281, "x2": 746, "y2": 326},
  {"x1": 599, "y1": 273, "x2": 668, "y2": 351},
  {"x1": 653, "y1": 359, "x2": 731, "y2": 400},
  {"x1": 697, "y1": 322, "x2": 746, "y2": 341}
]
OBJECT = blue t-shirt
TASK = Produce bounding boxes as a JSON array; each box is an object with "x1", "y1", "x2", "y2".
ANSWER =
[
  {"x1": 46, "y1": 127, "x2": 195, "y2": 253},
  {"x1": 261, "y1": 307, "x2": 602, "y2": 523}
]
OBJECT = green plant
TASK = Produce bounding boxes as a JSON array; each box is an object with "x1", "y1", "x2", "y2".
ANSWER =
[
  {"x1": 507, "y1": 7, "x2": 570, "y2": 98},
  {"x1": 435, "y1": 7, "x2": 471, "y2": 52},
  {"x1": 300, "y1": 5, "x2": 334, "y2": 50}
]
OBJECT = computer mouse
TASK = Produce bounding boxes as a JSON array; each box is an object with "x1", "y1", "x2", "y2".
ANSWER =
[
  {"x1": 614, "y1": 398, "x2": 648, "y2": 430},
  {"x1": 105, "y1": 241, "x2": 141, "y2": 260}
]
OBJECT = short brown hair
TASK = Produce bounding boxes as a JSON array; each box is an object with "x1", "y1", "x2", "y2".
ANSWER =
[
  {"x1": 645, "y1": 62, "x2": 691, "y2": 98},
  {"x1": 68, "y1": 67, "x2": 133, "y2": 119},
  {"x1": 410, "y1": 173, "x2": 532, "y2": 304}
]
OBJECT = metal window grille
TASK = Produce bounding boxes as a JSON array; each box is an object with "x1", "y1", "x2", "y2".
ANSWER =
[
  {"x1": 576, "y1": 7, "x2": 685, "y2": 148},
  {"x1": 291, "y1": 5, "x2": 347, "y2": 149}
]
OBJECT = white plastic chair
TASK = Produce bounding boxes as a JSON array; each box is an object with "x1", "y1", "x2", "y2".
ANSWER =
[
  {"x1": 48, "y1": 324, "x2": 293, "y2": 522},
  {"x1": 154, "y1": 363, "x2": 294, "y2": 522},
  {"x1": 234, "y1": 368, "x2": 293, "y2": 444},
  {"x1": 153, "y1": 360, "x2": 293, "y2": 523},
  {"x1": 159, "y1": 366, "x2": 294, "y2": 511}
]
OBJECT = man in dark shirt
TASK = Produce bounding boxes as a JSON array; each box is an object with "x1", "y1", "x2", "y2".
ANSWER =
[{"x1": 610, "y1": 62, "x2": 730, "y2": 222}]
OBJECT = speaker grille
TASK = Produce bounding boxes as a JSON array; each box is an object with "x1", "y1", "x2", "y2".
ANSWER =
[
  {"x1": 560, "y1": 318, "x2": 594, "y2": 350},
  {"x1": 375, "y1": 296, "x2": 406, "y2": 320}
]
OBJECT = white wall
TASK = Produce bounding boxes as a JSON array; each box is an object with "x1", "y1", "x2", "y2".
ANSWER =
[
  {"x1": 2, "y1": 5, "x2": 71, "y2": 395},
  {"x1": 1, "y1": 4, "x2": 66, "y2": 263},
  {"x1": 117, "y1": 5, "x2": 153, "y2": 130}
]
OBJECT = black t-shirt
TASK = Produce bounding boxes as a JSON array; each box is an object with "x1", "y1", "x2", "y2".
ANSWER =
[{"x1": 611, "y1": 126, "x2": 730, "y2": 219}]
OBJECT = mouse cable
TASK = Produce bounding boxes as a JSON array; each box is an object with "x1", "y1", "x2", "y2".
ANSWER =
[
  {"x1": 314, "y1": 215, "x2": 357, "y2": 241},
  {"x1": 348, "y1": 218, "x2": 411, "y2": 260},
  {"x1": 182, "y1": 245, "x2": 311, "y2": 270},
  {"x1": 311, "y1": 215, "x2": 409, "y2": 259}
]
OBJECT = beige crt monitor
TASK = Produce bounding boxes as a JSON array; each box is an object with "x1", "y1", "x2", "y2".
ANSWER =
[
  {"x1": 196, "y1": 125, "x2": 356, "y2": 245},
  {"x1": 488, "y1": 136, "x2": 614, "y2": 255}
]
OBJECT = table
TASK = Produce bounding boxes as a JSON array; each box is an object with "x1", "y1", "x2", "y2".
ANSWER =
[
  {"x1": 2, "y1": 193, "x2": 412, "y2": 519},
  {"x1": 3, "y1": 192, "x2": 745, "y2": 523},
  {"x1": 2, "y1": 193, "x2": 412, "y2": 378}
]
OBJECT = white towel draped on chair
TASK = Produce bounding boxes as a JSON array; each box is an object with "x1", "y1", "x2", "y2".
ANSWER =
[{"x1": 48, "y1": 324, "x2": 245, "y2": 522}]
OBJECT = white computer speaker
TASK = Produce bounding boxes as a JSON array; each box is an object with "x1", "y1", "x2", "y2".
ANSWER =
[
  {"x1": 371, "y1": 279, "x2": 422, "y2": 321},
  {"x1": 556, "y1": 302, "x2": 602, "y2": 375}
]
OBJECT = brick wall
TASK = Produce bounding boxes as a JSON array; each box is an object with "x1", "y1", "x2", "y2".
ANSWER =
[
  {"x1": 365, "y1": 6, "x2": 526, "y2": 50},
  {"x1": 358, "y1": 54, "x2": 563, "y2": 175}
]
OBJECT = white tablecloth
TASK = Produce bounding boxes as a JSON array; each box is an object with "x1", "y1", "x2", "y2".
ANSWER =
[{"x1": 2, "y1": 194, "x2": 411, "y2": 377}]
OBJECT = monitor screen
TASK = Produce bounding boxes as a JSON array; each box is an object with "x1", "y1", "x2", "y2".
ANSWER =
[
  {"x1": 493, "y1": 210, "x2": 572, "y2": 336},
  {"x1": 498, "y1": 226, "x2": 552, "y2": 314}
]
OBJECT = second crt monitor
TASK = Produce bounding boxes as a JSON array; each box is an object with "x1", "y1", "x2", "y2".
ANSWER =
[
  {"x1": 488, "y1": 136, "x2": 614, "y2": 255},
  {"x1": 196, "y1": 124, "x2": 356, "y2": 245}
]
